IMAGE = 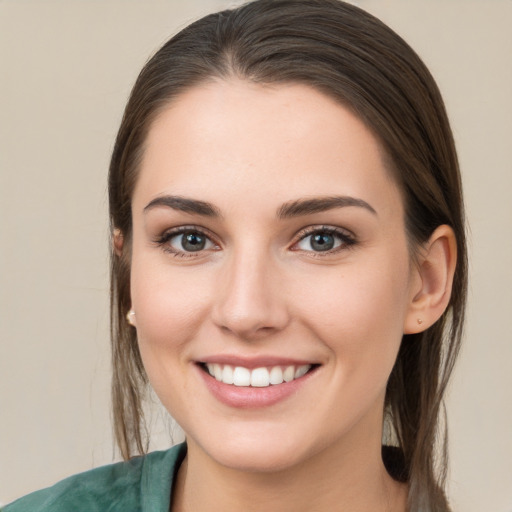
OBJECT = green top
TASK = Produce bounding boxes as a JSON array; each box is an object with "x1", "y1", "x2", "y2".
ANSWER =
[{"x1": 4, "y1": 443, "x2": 187, "y2": 512}]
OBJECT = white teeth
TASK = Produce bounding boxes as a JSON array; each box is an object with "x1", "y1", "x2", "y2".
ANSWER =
[
  {"x1": 251, "y1": 367, "x2": 270, "y2": 387},
  {"x1": 233, "y1": 366, "x2": 251, "y2": 386},
  {"x1": 283, "y1": 365, "x2": 295, "y2": 382},
  {"x1": 295, "y1": 365, "x2": 309, "y2": 379},
  {"x1": 213, "y1": 364, "x2": 223, "y2": 381},
  {"x1": 205, "y1": 363, "x2": 312, "y2": 387},
  {"x1": 269, "y1": 366, "x2": 284, "y2": 385},
  {"x1": 222, "y1": 365, "x2": 234, "y2": 384}
]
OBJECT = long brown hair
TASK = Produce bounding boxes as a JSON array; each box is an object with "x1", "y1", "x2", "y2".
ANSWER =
[{"x1": 108, "y1": 1, "x2": 467, "y2": 509}]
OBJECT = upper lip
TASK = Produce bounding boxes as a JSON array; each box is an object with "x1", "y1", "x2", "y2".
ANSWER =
[{"x1": 197, "y1": 355, "x2": 319, "y2": 369}]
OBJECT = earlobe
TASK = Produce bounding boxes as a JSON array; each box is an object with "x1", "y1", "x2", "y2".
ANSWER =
[
  {"x1": 113, "y1": 228, "x2": 124, "y2": 256},
  {"x1": 404, "y1": 225, "x2": 457, "y2": 334}
]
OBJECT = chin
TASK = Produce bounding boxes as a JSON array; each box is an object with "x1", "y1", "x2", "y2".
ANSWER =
[
  {"x1": 185, "y1": 419, "x2": 330, "y2": 474},
  {"x1": 208, "y1": 438, "x2": 308, "y2": 473}
]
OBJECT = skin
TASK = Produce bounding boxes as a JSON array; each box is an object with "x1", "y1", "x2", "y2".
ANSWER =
[{"x1": 125, "y1": 79, "x2": 456, "y2": 512}]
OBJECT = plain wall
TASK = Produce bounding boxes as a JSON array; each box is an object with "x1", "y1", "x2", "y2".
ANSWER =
[{"x1": 1, "y1": 1, "x2": 511, "y2": 510}]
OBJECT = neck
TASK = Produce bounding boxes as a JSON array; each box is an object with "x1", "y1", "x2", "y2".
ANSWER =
[{"x1": 171, "y1": 427, "x2": 407, "y2": 512}]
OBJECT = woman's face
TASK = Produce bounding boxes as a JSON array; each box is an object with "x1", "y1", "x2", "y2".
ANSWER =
[{"x1": 129, "y1": 80, "x2": 420, "y2": 472}]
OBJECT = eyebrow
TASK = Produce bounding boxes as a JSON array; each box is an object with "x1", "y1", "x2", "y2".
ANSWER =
[
  {"x1": 277, "y1": 196, "x2": 377, "y2": 218},
  {"x1": 143, "y1": 194, "x2": 376, "y2": 219},
  {"x1": 144, "y1": 195, "x2": 222, "y2": 217}
]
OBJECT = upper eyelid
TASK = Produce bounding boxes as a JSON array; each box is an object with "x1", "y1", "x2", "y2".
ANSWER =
[
  {"x1": 294, "y1": 225, "x2": 355, "y2": 240},
  {"x1": 159, "y1": 225, "x2": 217, "y2": 240}
]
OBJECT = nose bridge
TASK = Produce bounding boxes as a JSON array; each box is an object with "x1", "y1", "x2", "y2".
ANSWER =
[{"x1": 212, "y1": 241, "x2": 288, "y2": 338}]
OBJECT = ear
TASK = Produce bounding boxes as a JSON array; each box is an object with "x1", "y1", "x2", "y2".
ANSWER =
[
  {"x1": 403, "y1": 225, "x2": 457, "y2": 334},
  {"x1": 113, "y1": 228, "x2": 124, "y2": 256}
]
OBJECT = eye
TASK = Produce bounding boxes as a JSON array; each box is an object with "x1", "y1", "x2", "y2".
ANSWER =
[
  {"x1": 170, "y1": 231, "x2": 213, "y2": 252},
  {"x1": 293, "y1": 227, "x2": 355, "y2": 253},
  {"x1": 156, "y1": 227, "x2": 218, "y2": 256}
]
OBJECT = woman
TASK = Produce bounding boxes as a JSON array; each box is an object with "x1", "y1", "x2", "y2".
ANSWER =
[{"x1": 5, "y1": 0, "x2": 467, "y2": 510}]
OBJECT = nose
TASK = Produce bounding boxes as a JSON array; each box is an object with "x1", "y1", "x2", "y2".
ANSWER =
[{"x1": 211, "y1": 248, "x2": 290, "y2": 340}]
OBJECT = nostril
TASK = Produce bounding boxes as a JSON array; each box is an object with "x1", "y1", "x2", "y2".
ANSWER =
[{"x1": 218, "y1": 322, "x2": 280, "y2": 341}]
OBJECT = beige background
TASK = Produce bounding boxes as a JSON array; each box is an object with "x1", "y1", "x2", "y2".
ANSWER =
[{"x1": 1, "y1": 0, "x2": 511, "y2": 510}]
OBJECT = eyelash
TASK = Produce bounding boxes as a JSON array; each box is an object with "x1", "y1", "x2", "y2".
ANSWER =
[
  {"x1": 154, "y1": 225, "x2": 357, "y2": 258},
  {"x1": 291, "y1": 225, "x2": 357, "y2": 257},
  {"x1": 154, "y1": 225, "x2": 219, "y2": 258}
]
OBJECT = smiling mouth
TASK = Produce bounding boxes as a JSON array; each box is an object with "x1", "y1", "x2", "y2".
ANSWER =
[{"x1": 200, "y1": 363, "x2": 318, "y2": 387}]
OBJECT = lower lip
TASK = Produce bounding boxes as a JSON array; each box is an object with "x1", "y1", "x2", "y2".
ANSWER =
[{"x1": 197, "y1": 365, "x2": 317, "y2": 409}]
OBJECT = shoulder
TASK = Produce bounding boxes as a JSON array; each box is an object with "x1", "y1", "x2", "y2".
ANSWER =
[{"x1": 3, "y1": 443, "x2": 187, "y2": 512}]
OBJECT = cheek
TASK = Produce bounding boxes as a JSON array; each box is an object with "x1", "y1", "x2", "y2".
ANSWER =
[
  {"x1": 291, "y1": 255, "x2": 411, "y2": 369},
  {"x1": 129, "y1": 253, "x2": 212, "y2": 364},
  {"x1": 128, "y1": 257, "x2": 215, "y2": 416}
]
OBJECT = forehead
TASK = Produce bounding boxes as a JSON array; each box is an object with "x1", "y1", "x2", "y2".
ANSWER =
[{"x1": 134, "y1": 79, "x2": 401, "y2": 216}]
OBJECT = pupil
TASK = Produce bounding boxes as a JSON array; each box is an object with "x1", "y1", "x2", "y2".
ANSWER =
[
  {"x1": 182, "y1": 233, "x2": 205, "y2": 252},
  {"x1": 311, "y1": 233, "x2": 334, "y2": 251}
]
